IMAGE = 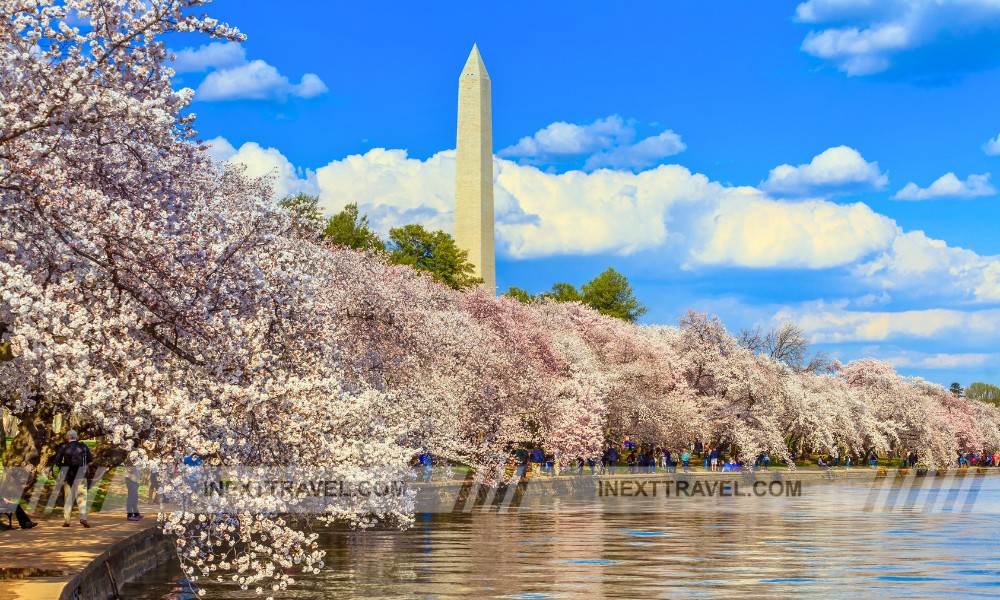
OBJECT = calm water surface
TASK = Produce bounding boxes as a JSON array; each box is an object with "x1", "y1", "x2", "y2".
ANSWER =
[{"x1": 121, "y1": 477, "x2": 1000, "y2": 599}]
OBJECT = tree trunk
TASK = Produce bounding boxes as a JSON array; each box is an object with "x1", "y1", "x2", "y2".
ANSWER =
[{"x1": 1, "y1": 404, "x2": 67, "y2": 478}]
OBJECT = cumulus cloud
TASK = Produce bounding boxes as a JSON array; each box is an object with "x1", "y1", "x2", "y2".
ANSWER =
[
  {"x1": 584, "y1": 130, "x2": 687, "y2": 171},
  {"x1": 795, "y1": 0, "x2": 1000, "y2": 79},
  {"x1": 776, "y1": 300, "x2": 1000, "y2": 344},
  {"x1": 170, "y1": 42, "x2": 328, "y2": 102},
  {"x1": 893, "y1": 172, "x2": 995, "y2": 201},
  {"x1": 308, "y1": 147, "x2": 899, "y2": 265},
  {"x1": 499, "y1": 115, "x2": 685, "y2": 171},
  {"x1": 170, "y1": 42, "x2": 246, "y2": 73},
  {"x1": 760, "y1": 145, "x2": 888, "y2": 196},
  {"x1": 984, "y1": 134, "x2": 1000, "y2": 156},
  {"x1": 855, "y1": 230, "x2": 1000, "y2": 302},
  {"x1": 690, "y1": 197, "x2": 897, "y2": 269},
  {"x1": 196, "y1": 60, "x2": 328, "y2": 101},
  {"x1": 205, "y1": 138, "x2": 1000, "y2": 306},
  {"x1": 206, "y1": 137, "x2": 318, "y2": 199}
]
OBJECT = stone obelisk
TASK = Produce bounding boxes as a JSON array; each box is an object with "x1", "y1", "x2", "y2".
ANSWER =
[{"x1": 455, "y1": 44, "x2": 496, "y2": 293}]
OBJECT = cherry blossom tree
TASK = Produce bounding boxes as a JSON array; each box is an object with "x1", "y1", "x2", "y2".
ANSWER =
[
  {"x1": 4, "y1": 4, "x2": 1000, "y2": 598},
  {"x1": 1, "y1": 1, "x2": 413, "y2": 595}
]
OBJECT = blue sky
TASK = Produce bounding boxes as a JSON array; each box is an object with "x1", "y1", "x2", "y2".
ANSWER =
[{"x1": 172, "y1": 1, "x2": 1000, "y2": 386}]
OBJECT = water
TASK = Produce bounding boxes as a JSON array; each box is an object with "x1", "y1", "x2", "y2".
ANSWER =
[{"x1": 121, "y1": 475, "x2": 1000, "y2": 599}]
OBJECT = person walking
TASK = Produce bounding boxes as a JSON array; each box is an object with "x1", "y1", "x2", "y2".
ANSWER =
[
  {"x1": 608, "y1": 446, "x2": 619, "y2": 475},
  {"x1": 125, "y1": 465, "x2": 144, "y2": 521},
  {"x1": 681, "y1": 450, "x2": 691, "y2": 473},
  {"x1": 52, "y1": 430, "x2": 94, "y2": 528},
  {"x1": 529, "y1": 447, "x2": 544, "y2": 478},
  {"x1": 514, "y1": 447, "x2": 528, "y2": 478},
  {"x1": 418, "y1": 448, "x2": 433, "y2": 482}
]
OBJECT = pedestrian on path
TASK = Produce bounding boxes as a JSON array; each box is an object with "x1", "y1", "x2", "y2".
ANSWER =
[
  {"x1": 125, "y1": 465, "x2": 144, "y2": 521},
  {"x1": 52, "y1": 430, "x2": 93, "y2": 528}
]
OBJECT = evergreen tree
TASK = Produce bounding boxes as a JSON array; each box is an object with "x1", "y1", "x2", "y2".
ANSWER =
[
  {"x1": 581, "y1": 267, "x2": 648, "y2": 323},
  {"x1": 545, "y1": 282, "x2": 582, "y2": 303}
]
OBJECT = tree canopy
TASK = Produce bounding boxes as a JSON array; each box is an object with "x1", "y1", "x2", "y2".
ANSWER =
[
  {"x1": 967, "y1": 382, "x2": 1000, "y2": 406},
  {"x1": 503, "y1": 286, "x2": 536, "y2": 304},
  {"x1": 387, "y1": 224, "x2": 482, "y2": 290},
  {"x1": 546, "y1": 282, "x2": 583, "y2": 303},
  {"x1": 738, "y1": 322, "x2": 833, "y2": 374},
  {"x1": 323, "y1": 202, "x2": 386, "y2": 252},
  {"x1": 580, "y1": 267, "x2": 648, "y2": 323},
  {"x1": 505, "y1": 269, "x2": 648, "y2": 323}
]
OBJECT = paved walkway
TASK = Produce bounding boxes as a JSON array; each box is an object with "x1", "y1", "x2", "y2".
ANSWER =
[{"x1": 0, "y1": 510, "x2": 159, "y2": 600}]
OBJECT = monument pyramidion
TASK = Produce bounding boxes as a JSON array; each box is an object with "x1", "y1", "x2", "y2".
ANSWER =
[{"x1": 454, "y1": 44, "x2": 496, "y2": 293}]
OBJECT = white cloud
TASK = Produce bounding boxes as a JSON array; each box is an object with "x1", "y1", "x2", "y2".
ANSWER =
[
  {"x1": 309, "y1": 147, "x2": 898, "y2": 265},
  {"x1": 760, "y1": 146, "x2": 888, "y2": 196},
  {"x1": 292, "y1": 74, "x2": 328, "y2": 99},
  {"x1": 205, "y1": 138, "x2": 1000, "y2": 305},
  {"x1": 196, "y1": 60, "x2": 328, "y2": 101},
  {"x1": 314, "y1": 148, "x2": 458, "y2": 235},
  {"x1": 584, "y1": 130, "x2": 686, "y2": 171},
  {"x1": 206, "y1": 137, "x2": 317, "y2": 199},
  {"x1": 170, "y1": 42, "x2": 246, "y2": 74},
  {"x1": 204, "y1": 136, "x2": 237, "y2": 163},
  {"x1": 855, "y1": 231, "x2": 1000, "y2": 302},
  {"x1": 876, "y1": 350, "x2": 998, "y2": 370},
  {"x1": 499, "y1": 115, "x2": 685, "y2": 171},
  {"x1": 984, "y1": 134, "x2": 1000, "y2": 156},
  {"x1": 690, "y1": 197, "x2": 897, "y2": 269},
  {"x1": 170, "y1": 42, "x2": 328, "y2": 102},
  {"x1": 893, "y1": 172, "x2": 995, "y2": 201},
  {"x1": 777, "y1": 300, "x2": 1000, "y2": 344},
  {"x1": 795, "y1": 0, "x2": 1000, "y2": 77}
]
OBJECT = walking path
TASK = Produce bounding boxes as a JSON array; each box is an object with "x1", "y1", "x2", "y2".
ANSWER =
[{"x1": 0, "y1": 512, "x2": 159, "y2": 600}]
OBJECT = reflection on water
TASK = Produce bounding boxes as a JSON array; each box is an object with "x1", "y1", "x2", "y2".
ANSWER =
[{"x1": 120, "y1": 478, "x2": 1000, "y2": 599}]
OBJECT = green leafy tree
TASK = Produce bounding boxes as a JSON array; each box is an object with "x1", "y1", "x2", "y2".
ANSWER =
[
  {"x1": 504, "y1": 286, "x2": 537, "y2": 304},
  {"x1": 949, "y1": 382, "x2": 964, "y2": 397},
  {"x1": 545, "y1": 282, "x2": 582, "y2": 303},
  {"x1": 278, "y1": 193, "x2": 325, "y2": 224},
  {"x1": 388, "y1": 224, "x2": 482, "y2": 290},
  {"x1": 581, "y1": 267, "x2": 648, "y2": 323},
  {"x1": 323, "y1": 203, "x2": 386, "y2": 252},
  {"x1": 966, "y1": 382, "x2": 1000, "y2": 406}
]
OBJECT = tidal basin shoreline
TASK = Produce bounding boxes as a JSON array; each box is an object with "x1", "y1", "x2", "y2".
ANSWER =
[{"x1": 2, "y1": 468, "x2": 996, "y2": 600}]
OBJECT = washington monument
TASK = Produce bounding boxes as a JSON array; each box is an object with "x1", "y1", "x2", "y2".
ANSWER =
[{"x1": 454, "y1": 44, "x2": 496, "y2": 292}]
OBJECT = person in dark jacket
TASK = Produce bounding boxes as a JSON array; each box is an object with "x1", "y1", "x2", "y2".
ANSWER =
[
  {"x1": 529, "y1": 448, "x2": 544, "y2": 477},
  {"x1": 52, "y1": 430, "x2": 94, "y2": 527}
]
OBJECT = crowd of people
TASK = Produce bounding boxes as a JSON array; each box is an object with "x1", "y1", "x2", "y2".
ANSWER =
[
  {"x1": 410, "y1": 437, "x2": 1000, "y2": 482},
  {"x1": 957, "y1": 450, "x2": 1000, "y2": 468}
]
